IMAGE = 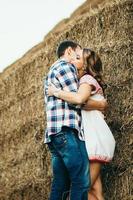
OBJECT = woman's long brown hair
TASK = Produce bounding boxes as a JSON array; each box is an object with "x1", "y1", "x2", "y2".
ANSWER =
[{"x1": 83, "y1": 48, "x2": 107, "y2": 92}]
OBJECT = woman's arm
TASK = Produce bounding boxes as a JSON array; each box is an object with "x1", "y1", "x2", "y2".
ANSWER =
[{"x1": 48, "y1": 83, "x2": 92, "y2": 105}]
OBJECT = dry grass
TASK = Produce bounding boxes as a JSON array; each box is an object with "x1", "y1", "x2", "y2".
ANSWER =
[{"x1": 0, "y1": 0, "x2": 132, "y2": 199}]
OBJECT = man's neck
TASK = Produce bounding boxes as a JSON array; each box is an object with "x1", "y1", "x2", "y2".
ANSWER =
[{"x1": 60, "y1": 55, "x2": 70, "y2": 62}]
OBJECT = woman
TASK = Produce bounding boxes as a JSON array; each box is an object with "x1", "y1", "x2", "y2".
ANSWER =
[{"x1": 48, "y1": 48, "x2": 116, "y2": 200}]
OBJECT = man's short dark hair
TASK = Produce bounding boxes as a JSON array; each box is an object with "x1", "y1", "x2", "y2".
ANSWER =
[{"x1": 57, "y1": 40, "x2": 81, "y2": 58}]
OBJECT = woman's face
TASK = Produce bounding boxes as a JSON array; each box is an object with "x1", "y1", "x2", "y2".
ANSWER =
[
  {"x1": 71, "y1": 50, "x2": 85, "y2": 79},
  {"x1": 71, "y1": 49, "x2": 84, "y2": 70}
]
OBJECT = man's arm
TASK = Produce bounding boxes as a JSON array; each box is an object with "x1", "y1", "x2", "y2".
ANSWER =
[
  {"x1": 48, "y1": 83, "x2": 92, "y2": 105},
  {"x1": 54, "y1": 62, "x2": 81, "y2": 109},
  {"x1": 82, "y1": 98, "x2": 108, "y2": 112},
  {"x1": 55, "y1": 62, "x2": 78, "y2": 91}
]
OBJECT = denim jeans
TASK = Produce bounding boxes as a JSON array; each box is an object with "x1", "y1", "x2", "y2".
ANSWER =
[{"x1": 47, "y1": 127, "x2": 90, "y2": 200}]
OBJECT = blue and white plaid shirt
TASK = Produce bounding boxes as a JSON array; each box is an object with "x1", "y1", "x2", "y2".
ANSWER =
[{"x1": 44, "y1": 58, "x2": 84, "y2": 143}]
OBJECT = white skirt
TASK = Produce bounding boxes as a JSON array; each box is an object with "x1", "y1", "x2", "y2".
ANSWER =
[{"x1": 82, "y1": 94, "x2": 116, "y2": 162}]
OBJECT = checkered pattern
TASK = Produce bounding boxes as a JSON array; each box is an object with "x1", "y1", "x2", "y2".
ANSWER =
[{"x1": 44, "y1": 58, "x2": 83, "y2": 143}]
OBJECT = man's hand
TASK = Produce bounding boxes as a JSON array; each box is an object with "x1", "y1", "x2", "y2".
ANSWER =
[{"x1": 82, "y1": 99, "x2": 108, "y2": 112}]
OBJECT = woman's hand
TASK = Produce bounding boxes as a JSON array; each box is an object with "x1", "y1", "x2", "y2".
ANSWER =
[
  {"x1": 47, "y1": 84, "x2": 57, "y2": 96},
  {"x1": 48, "y1": 84, "x2": 61, "y2": 97}
]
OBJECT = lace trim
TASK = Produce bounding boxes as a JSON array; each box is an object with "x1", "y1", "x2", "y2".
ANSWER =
[{"x1": 89, "y1": 154, "x2": 112, "y2": 163}]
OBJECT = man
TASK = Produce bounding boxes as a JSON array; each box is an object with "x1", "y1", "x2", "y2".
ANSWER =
[{"x1": 44, "y1": 40, "x2": 107, "y2": 200}]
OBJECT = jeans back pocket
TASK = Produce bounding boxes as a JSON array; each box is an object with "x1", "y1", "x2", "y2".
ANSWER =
[{"x1": 52, "y1": 132, "x2": 67, "y2": 148}]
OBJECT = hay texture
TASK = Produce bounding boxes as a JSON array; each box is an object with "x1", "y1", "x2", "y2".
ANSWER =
[{"x1": 0, "y1": 0, "x2": 132, "y2": 199}]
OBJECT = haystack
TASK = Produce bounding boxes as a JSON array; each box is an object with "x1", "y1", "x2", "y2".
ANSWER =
[{"x1": 0, "y1": 0, "x2": 132, "y2": 199}]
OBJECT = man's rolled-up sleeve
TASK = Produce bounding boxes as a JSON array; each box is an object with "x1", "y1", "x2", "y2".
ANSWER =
[
  {"x1": 55, "y1": 63, "x2": 78, "y2": 91},
  {"x1": 55, "y1": 62, "x2": 81, "y2": 109}
]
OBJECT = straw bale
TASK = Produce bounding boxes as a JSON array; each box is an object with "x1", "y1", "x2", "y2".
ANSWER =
[
  {"x1": 102, "y1": 165, "x2": 132, "y2": 199},
  {"x1": 0, "y1": 0, "x2": 132, "y2": 199}
]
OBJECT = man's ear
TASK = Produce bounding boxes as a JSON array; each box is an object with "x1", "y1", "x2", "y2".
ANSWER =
[{"x1": 67, "y1": 47, "x2": 72, "y2": 55}]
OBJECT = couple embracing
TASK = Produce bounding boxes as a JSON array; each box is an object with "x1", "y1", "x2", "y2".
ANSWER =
[{"x1": 44, "y1": 40, "x2": 115, "y2": 200}]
